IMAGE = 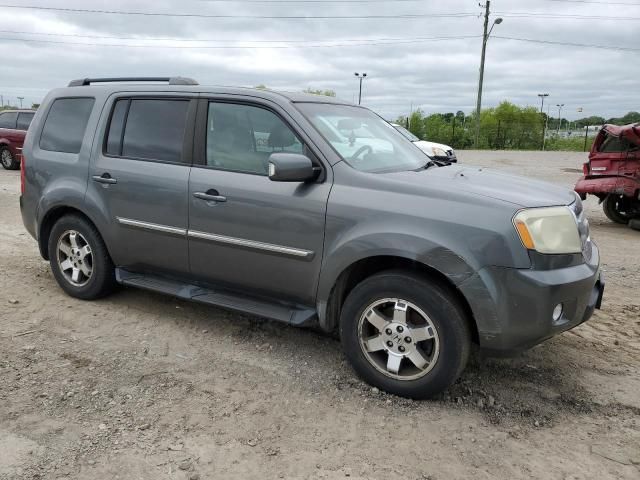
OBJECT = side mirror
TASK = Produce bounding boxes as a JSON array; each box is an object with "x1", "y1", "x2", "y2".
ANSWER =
[{"x1": 268, "y1": 153, "x2": 316, "y2": 182}]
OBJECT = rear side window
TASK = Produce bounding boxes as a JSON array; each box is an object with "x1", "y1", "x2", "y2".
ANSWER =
[
  {"x1": 105, "y1": 98, "x2": 189, "y2": 163},
  {"x1": 0, "y1": 112, "x2": 17, "y2": 129},
  {"x1": 40, "y1": 98, "x2": 95, "y2": 154},
  {"x1": 16, "y1": 112, "x2": 35, "y2": 130}
]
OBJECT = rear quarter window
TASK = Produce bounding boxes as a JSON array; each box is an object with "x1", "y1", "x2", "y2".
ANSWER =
[{"x1": 40, "y1": 98, "x2": 95, "y2": 154}]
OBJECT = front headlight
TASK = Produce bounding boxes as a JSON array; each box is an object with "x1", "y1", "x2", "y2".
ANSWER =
[
  {"x1": 432, "y1": 147, "x2": 447, "y2": 157},
  {"x1": 513, "y1": 206, "x2": 581, "y2": 254}
]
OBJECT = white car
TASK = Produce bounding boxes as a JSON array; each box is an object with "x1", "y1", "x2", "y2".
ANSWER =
[{"x1": 391, "y1": 123, "x2": 458, "y2": 163}]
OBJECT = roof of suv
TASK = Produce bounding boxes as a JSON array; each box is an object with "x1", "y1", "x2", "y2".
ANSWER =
[{"x1": 60, "y1": 78, "x2": 355, "y2": 106}]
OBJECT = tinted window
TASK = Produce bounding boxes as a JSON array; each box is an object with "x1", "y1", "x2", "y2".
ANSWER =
[
  {"x1": 0, "y1": 112, "x2": 17, "y2": 129},
  {"x1": 16, "y1": 112, "x2": 34, "y2": 130},
  {"x1": 206, "y1": 103, "x2": 303, "y2": 175},
  {"x1": 40, "y1": 98, "x2": 95, "y2": 153},
  {"x1": 121, "y1": 99, "x2": 189, "y2": 162},
  {"x1": 106, "y1": 100, "x2": 129, "y2": 156}
]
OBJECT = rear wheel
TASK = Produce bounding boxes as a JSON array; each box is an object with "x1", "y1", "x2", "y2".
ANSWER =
[
  {"x1": 340, "y1": 271, "x2": 471, "y2": 399},
  {"x1": 1, "y1": 146, "x2": 19, "y2": 170},
  {"x1": 48, "y1": 214, "x2": 117, "y2": 300},
  {"x1": 602, "y1": 194, "x2": 634, "y2": 224}
]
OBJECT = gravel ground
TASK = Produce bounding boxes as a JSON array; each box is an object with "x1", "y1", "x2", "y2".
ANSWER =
[{"x1": 1, "y1": 151, "x2": 639, "y2": 480}]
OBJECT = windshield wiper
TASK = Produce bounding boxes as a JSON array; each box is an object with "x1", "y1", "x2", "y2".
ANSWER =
[{"x1": 416, "y1": 158, "x2": 448, "y2": 170}]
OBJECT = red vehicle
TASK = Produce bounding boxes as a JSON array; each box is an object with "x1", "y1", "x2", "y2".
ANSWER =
[
  {"x1": 575, "y1": 123, "x2": 640, "y2": 224},
  {"x1": 0, "y1": 109, "x2": 36, "y2": 170}
]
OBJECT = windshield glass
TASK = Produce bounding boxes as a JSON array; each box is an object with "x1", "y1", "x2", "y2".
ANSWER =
[
  {"x1": 297, "y1": 103, "x2": 429, "y2": 173},
  {"x1": 393, "y1": 124, "x2": 420, "y2": 142}
]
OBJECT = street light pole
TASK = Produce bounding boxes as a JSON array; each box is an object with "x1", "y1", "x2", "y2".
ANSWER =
[
  {"x1": 538, "y1": 93, "x2": 549, "y2": 150},
  {"x1": 556, "y1": 104, "x2": 564, "y2": 135},
  {"x1": 474, "y1": 1, "x2": 502, "y2": 148},
  {"x1": 354, "y1": 72, "x2": 367, "y2": 105},
  {"x1": 17, "y1": 97, "x2": 24, "y2": 108}
]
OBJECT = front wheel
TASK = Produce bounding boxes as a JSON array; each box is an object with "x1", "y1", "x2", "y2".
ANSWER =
[
  {"x1": 340, "y1": 271, "x2": 471, "y2": 399},
  {"x1": 602, "y1": 194, "x2": 634, "y2": 224},
  {"x1": 1, "y1": 146, "x2": 19, "y2": 170}
]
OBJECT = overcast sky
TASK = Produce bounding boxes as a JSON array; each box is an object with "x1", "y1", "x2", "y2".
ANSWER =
[{"x1": 0, "y1": 0, "x2": 638, "y2": 120}]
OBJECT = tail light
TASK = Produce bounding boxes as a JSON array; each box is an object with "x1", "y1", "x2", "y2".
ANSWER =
[
  {"x1": 582, "y1": 162, "x2": 589, "y2": 175},
  {"x1": 20, "y1": 154, "x2": 26, "y2": 194}
]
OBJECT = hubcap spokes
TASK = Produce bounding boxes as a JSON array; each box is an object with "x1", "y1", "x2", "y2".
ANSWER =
[
  {"x1": 358, "y1": 299, "x2": 440, "y2": 380},
  {"x1": 1, "y1": 149, "x2": 11, "y2": 167},
  {"x1": 57, "y1": 230, "x2": 93, "y2": 287}
]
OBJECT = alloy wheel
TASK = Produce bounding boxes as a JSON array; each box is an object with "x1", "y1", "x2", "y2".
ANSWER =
[
  {"x1": 1, "y1": 149, "x2": 13, "y2": 168},
  {"x1": 56, "y1": 230, "x2": 93, "y2": 287},
  {"x1": 357, "y1": 298, "x2": 440, "y2": 381}
]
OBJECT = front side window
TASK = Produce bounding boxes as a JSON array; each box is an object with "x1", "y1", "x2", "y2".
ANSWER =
[
  {"x1": 206, "y1": 102, "x2": 303, "y2": 175},
  {"x1": 0, "y1": 112, "x2": 18, "y2": 129},
  {"x1": 17, "y1": 112, "x2": 34, "y2": 130},
  {"x1": 40, "y1": 98, "x2": 95, "y2": 154},
  {"x1": 297, "y1": 103, "x2": 428, "y2": 173},
  {"x1": 105, "y1": 99, "x2": 189, "y2": 163}
]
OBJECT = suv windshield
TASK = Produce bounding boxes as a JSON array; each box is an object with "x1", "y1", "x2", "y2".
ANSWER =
[
  {"x1": 297, "y1": 103, "x2": 428, "y2": 173},
  {"x1": 393, "y1": 124, "x2": 420, "y2": 142}
]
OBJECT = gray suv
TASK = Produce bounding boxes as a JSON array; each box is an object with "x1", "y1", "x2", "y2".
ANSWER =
[{"x1": 20, "y1": 77, "x2": 604, "y2": 399}]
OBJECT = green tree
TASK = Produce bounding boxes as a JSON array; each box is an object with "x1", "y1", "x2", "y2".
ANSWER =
[{"x1": 303, "y1": 88, "x2": 336, "y2": 97}]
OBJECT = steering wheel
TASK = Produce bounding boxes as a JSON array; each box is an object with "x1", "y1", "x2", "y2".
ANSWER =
[{"x1": 349, "y1": 145, "x2": 373, "y2": 162}]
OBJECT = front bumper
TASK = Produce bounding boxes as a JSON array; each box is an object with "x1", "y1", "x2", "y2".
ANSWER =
[
  {"x1": 460, "y1": 242, "x2": 603, "y2": 354},
  {"x1": 433, "y1": 154, "x2": 457, "y2": 164}
]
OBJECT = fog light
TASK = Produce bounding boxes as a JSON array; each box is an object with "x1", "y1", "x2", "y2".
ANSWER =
[{"x1": 552, "y1": 303, "x2": 563, "y2": 322}]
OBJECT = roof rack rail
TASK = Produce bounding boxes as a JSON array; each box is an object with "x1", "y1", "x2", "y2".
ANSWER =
[{"x1": 67, "y1": 77, "x2": 199, "y2": 87}]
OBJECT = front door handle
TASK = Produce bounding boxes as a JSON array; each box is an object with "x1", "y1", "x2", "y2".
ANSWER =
[
  {"x1": 92, "y1": 173, "x2": 117, "y2": 185},
  {"x1": 193, "y1": 191, "x2": 227, "y2": 203}
]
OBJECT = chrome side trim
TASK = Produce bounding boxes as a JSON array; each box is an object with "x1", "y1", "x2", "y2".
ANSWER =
[
  {"x1": 188, "y1": 230, "x2": 314, "y2": 259},
  {"x1": 116, "y1": 217, "x2": 186, "y2": 236}
]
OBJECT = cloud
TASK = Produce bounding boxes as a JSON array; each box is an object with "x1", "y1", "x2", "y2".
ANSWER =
[{"x1": 0, "y1": 0, "x2": 637, "y2": 120}]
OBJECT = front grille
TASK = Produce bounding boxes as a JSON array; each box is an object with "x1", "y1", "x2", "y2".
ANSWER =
[{"x1": 570, "y1": 196, "x2": 592, "y2": 261}]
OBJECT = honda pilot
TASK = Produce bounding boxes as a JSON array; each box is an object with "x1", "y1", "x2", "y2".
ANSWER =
[{"x1": 20, "y1": 77, "x2": 604, "y2": 398}]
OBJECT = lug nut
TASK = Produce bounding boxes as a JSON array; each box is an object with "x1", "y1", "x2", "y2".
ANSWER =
[
  {"x1": 386, "y1": 341, "x2": 393, "y2": 348},
  {"x1": 385, "y1": 328, "x2": 392, "y2": 335},
  {"x1": 397, "y1": 326, "x2": 404, "y2": 333},
  {"x1": 404, "y1": 337, "x2": 412, "y2": 343},
  {"x1": 398, "y1": 346, "x2": 406, "y2": 353}
]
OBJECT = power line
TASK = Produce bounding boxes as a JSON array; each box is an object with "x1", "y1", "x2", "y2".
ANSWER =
[
  {"x1": 544, "y1": 0, "x2": 640, "y2": 5},
  {"x1": 0, "y1": 30, "x2": 472, "y2": 44},
  {"x1": 0, "y1": 4, "x2": 477, "y2": 19},
  {"x1": 493, "y1": 35, "x2": 640, "y2": 52},
  {"x1": 0, "y1": 35, "x2": 480, "y2": 49},
  {"x1": 496, "y1": 11, "x2": 640, "y2": 20}
]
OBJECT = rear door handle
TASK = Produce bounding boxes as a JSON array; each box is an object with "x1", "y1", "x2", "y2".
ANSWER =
[
  {"x1": 193, "y1": 191, "x2": 227, "y2": 203},
  {"x1": 92, "y1": 173, "x2": 117, "y2": 185}
]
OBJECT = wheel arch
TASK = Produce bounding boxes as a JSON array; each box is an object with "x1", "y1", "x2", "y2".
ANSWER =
[
  {"x1": 318, "y1": 255, "x2": 479, "y2": 345},
  {"x1": 38, "y1": 205, "x2": 110, "y2": 261}
]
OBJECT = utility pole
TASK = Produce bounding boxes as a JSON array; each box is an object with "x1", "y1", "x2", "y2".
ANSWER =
[
  {"x1": 17, "y1": 97, "x2": 24, "y2": 108},
  {"x1": 354, "y1": 72, "x2": 367, "y2": 105},
  {"x1": 556, "y1": 104, "x2": 564, "y2": 135},
  {"x1": 474, "y1": 2, "x2": 502, "y2": 148}
]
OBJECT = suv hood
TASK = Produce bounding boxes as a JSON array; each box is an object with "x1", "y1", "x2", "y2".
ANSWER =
[{"x1": 386, "y1": 165, "x2": 575, "y2": 208}]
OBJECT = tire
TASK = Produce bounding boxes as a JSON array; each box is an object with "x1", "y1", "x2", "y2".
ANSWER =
[
  {"x1": 339, "y1": 270, "x2": 471, "y2": 399},
  {"x1": 602, "y1": 194, "x2": 632, "y2": 224},
  {"x1": 1, "y1": 146, "x2": 19, "y2": 170},
  {"x1": 48, "y1": 214, "x2": 117, "y2": 300},
  {"x1": 629, "y1": 219, "x2": 640, "y2": 232}
]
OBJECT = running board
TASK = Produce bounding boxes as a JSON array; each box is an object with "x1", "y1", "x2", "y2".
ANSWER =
[{"x1": 115, "y1": 268, "x2": 317, "y2": 326}]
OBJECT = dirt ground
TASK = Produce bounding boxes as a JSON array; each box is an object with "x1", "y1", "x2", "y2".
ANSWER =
[{"x1": 1, "y1": 151, "x2": 638, "y2": 480}]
